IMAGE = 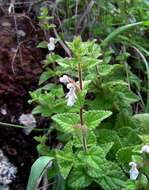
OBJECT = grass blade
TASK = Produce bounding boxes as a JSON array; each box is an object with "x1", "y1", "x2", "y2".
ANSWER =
[
  {"x1": 26, "y1": 156, "x2": 54, "y2": 190},
  {"x1": 101, "y1": 21, "x2": 143, "y2": 46}
]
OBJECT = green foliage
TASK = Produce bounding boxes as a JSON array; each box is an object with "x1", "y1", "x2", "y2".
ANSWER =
[
  {"x1": 95, "y1": 161, "x2": 126, "y2": 190},
  {"x1": 78, "y1": 146, "x2": 106, "y2": 178},
  {"x1": 73, "y1": 130, "x2": 97, "y2": 148},
  {"x1": 56, "y1": 141, "x2": 73, "y2": 179},
  {"x1": 121, "y1": 179, "x2": 136, "y2": 190},
  {"x1": 116, "y1": 147, "x2": 135, "y2": 172},
  {"x1": 27, "y1": 25, "x2": 149, "y2": 189},
  {"x1": 97, "y1": 129, "x2": 122, "y2": 160},
  {"x1": 26, "y1": 156, "x2": 54, "y2": 190},
  {"x1": 52, "y1": 113, "x2": 80, "y2": 133},
  {"x1": 83, "y1": 111, "x2": 112, "y2": 130},
  {"x1": 132, "y1": 113, "x2": 149, "y2": 134},
  {"x1": 67, "y1": 166, "x2": 93, "y2": 188}
]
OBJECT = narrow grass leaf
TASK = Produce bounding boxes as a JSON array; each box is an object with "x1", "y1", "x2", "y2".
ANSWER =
[{"x1": 26, "y1": 156, "x2": 53, "y2": 190}]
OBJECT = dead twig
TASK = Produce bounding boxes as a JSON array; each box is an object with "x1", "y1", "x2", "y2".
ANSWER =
[
  {"x1": 75, "y1": 0, "x2": 95, "y2": 34},
  {"x1": 52, "y1": 0, "x2": 73, "y2": 57}
]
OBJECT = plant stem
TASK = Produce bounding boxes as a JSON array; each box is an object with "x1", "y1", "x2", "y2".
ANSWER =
[
  {"x1": 95, "y1": 65, "x2": 101, "y2": 85},
  {"x1": 78, "y1": 63, "x2": 87, "y2": 152},
  {"x1": 78, "y1": 63, "x2": 83, "y2": 90}
]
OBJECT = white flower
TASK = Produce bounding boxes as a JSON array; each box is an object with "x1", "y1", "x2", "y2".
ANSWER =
[
  {"x1": 140, "y1": 145, "x2": 149, "y2": 154},
  {"x1": 129, "y1": 162, "x2": 139, "y2": 180},
  {"x1": 18, "y1": 113, "x2": 36, "y2": 135},
  {"x1": 66, "y1": 83, "x2": 77, "y2": 106},
  {"x1": 59, "y1": 75, "x2": 69, "y2": 83},
  {"x1": 48, "y1": 37, "x2": 55, "y2": 51}
]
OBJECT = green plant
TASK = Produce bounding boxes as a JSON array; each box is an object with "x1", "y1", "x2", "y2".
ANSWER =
[{"x1": 27, "y1": 35, "x2": 149, "y2": 190}]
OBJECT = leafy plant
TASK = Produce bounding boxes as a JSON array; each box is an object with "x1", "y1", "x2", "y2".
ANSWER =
[{"x1": 26, "y1": 34, "x2": 149, "y2": 190}]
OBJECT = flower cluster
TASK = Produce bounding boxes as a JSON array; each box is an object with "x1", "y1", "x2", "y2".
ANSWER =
[
  {"x1": 0, "y1": 149, "x2": 17, "y2": 185},
  {"x1": 60, "y1": 75, "x2": 77, "y2": 106}
]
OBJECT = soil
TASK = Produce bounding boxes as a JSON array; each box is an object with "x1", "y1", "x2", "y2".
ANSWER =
[{"x1": 0, "y1": 15, "x2": 49, "y2": 189}]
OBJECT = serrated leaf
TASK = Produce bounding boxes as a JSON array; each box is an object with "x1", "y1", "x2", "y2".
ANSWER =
[
  {"x1": 64, "y1": 141, "x2": 73, "y2": 153},
  {"x1": 37, "y1": 144, "x2": 50, "y2": 156},
  {"x1": 84, "y1": 110, "x2": 112, "y2": 130},
  {"x1": 98, "y1": 64, "x2": 122, "y2": 76},
  {"x1": 95, "y1": 161, "x2": 126, "y2": 190},
  {"x1": 97, "y1": 129, "x2": 122, "y2": 160},
  {"x1": 110, "y1": 85, "x2": 140, "y2": 105},
  {"x1": 26, "y1": 156, "x2": 53, "y2": 190},
  {"x1": 56, "y1": 142, "x2": 73, "y2": 179},
  {"x1": 52, "y1": 113, "x2": 80, "y2": 133},
  {"x1": 73, "y1": 130, "x2": 97, "y2": 148},
  {"x1": 39, "y1": 70, "x2": 55, "y2": 85},
  {"x1": 100, "y1": 142, "x2": 114, "y2": 156},
  {"x1": 78, "y1": 146, "x2": 106, "y2": 178},
  {"x1": 132, "y1": 155, "x2": 143, "y2": 164},
  {"x1": 32, "y1": 105, "x2": 42, "y2": 114},
  {"x1": 68, "y1": 167, "x2": 93, "y2": 188},
  {"x1": 116, "y1": 147, "x2": 135, "y2": 172},
  {"x1": 87, "y1": 92, "x2": 114, "y2": 110},
  {"x1": 132, "y1": 113, "x2": 149, "y2": 134},
  {"x1": 121, "y1": 179, "x2": 136, "y2": 190},
  {"x1": 76, "y1": 90, "x2": 87, "y2": 108}
]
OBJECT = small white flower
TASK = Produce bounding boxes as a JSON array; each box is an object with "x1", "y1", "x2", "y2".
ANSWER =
[
  {"x1": 129, "y1": 162, "x2": 139, "y2": 180},
  {"x1": 59, "y1": 75, "x2": 69, "y2": 83},
  {"x1": 19, "y1": 113, "x2": 36, "y2": 135},
  {"x1": 66, "y1": 83, "x2": 77, "y2": 106},
  {"x1": 48, "y1": 37, "x2": 55, "y2": 51},
  {"x1": 140, "y1": 145, "x2": 149, "y2": 154}
]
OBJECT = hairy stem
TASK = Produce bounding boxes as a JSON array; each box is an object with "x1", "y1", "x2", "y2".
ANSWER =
[{"x1": 78, "y1": 63, "x2": 87, "y2": 152}]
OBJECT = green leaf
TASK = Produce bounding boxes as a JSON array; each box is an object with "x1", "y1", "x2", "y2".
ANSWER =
[
  {"x1": 26, "y1": 156, "x2": 53, "y2": 190},
  {"x1": 97, "y1": 129, "x2": 122, "y2": 160},
  {"x1": 37, "y1": 41, "x2": 47, "y2": 48},
  {"x1": 78, "y1": 146, "x2": 106, "y2": 178},
  {"x1": 47, "y1": 24, "x2": 56, "y2": 29},
  {"x1": 52, "y1": 113, "x2": 80, "y2": 133},
  {"x1": 116, "y1": 147, "x2": 135, "y2": 172},
  {"x1": 73, "y1": 130, "x2": 97, "y2": 148},
  {"x1": 56, "y1": 141, "x2": 73, "y2": 179},
  {"x1": 40, "y1": 8, "x2": 48, "y2": 16},
  {"x1": 39, "y1": 70, "x2": 55, "y2": 85},
  {"x1": 47, "y1": 167, "x2": 56, "y2": 180},
  {"x1": 98, "y1": 64, "x2": 122, "y2": 76},
  {"x1": 109, "y1": 84, "x2": 140, "y2": 105},
  {"x1": 67, "y1": 167, "x2": 93, "y2": 188},
  {"x1": 37, "y1": 144, "x2": 50, "y2": 156},
  {"x1": 138, "y1": 135, "x2": 149, "y2": 143},
  {"x1": 101, "y1": 21, "x2": 144, "y2": 46},
  {"x1": 84, "y1": 110, "x2": 112, "y2": 130},
  {"x1": 100, "y1": 142, "x2": 114, "y2": 156},
  {"x1": 121, "y1": 179, "x2": 136, "y2": 190},
  {"x1": 32, "y1": 105, "x2": 42, "y2": 115},
  {"x1": 87, "y1": 92, "x2": 114, "y2": 110},
  {"x1": 132, "y1": 113, "x2": 149, "y2": 134},
  {"x1": 76, "y1": 90, "x2": 87, "y2": 108},
  {"x1": 95, "y1": 161, "x2": 126, "y2": 190},
  {"x1": 132, "y1": 155, "x2": 143, "y2": 164}
]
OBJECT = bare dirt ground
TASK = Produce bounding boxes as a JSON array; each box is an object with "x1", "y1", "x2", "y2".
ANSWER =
[{"x1": 0, "y1": 15, "x2": 48, "y2": 189}]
